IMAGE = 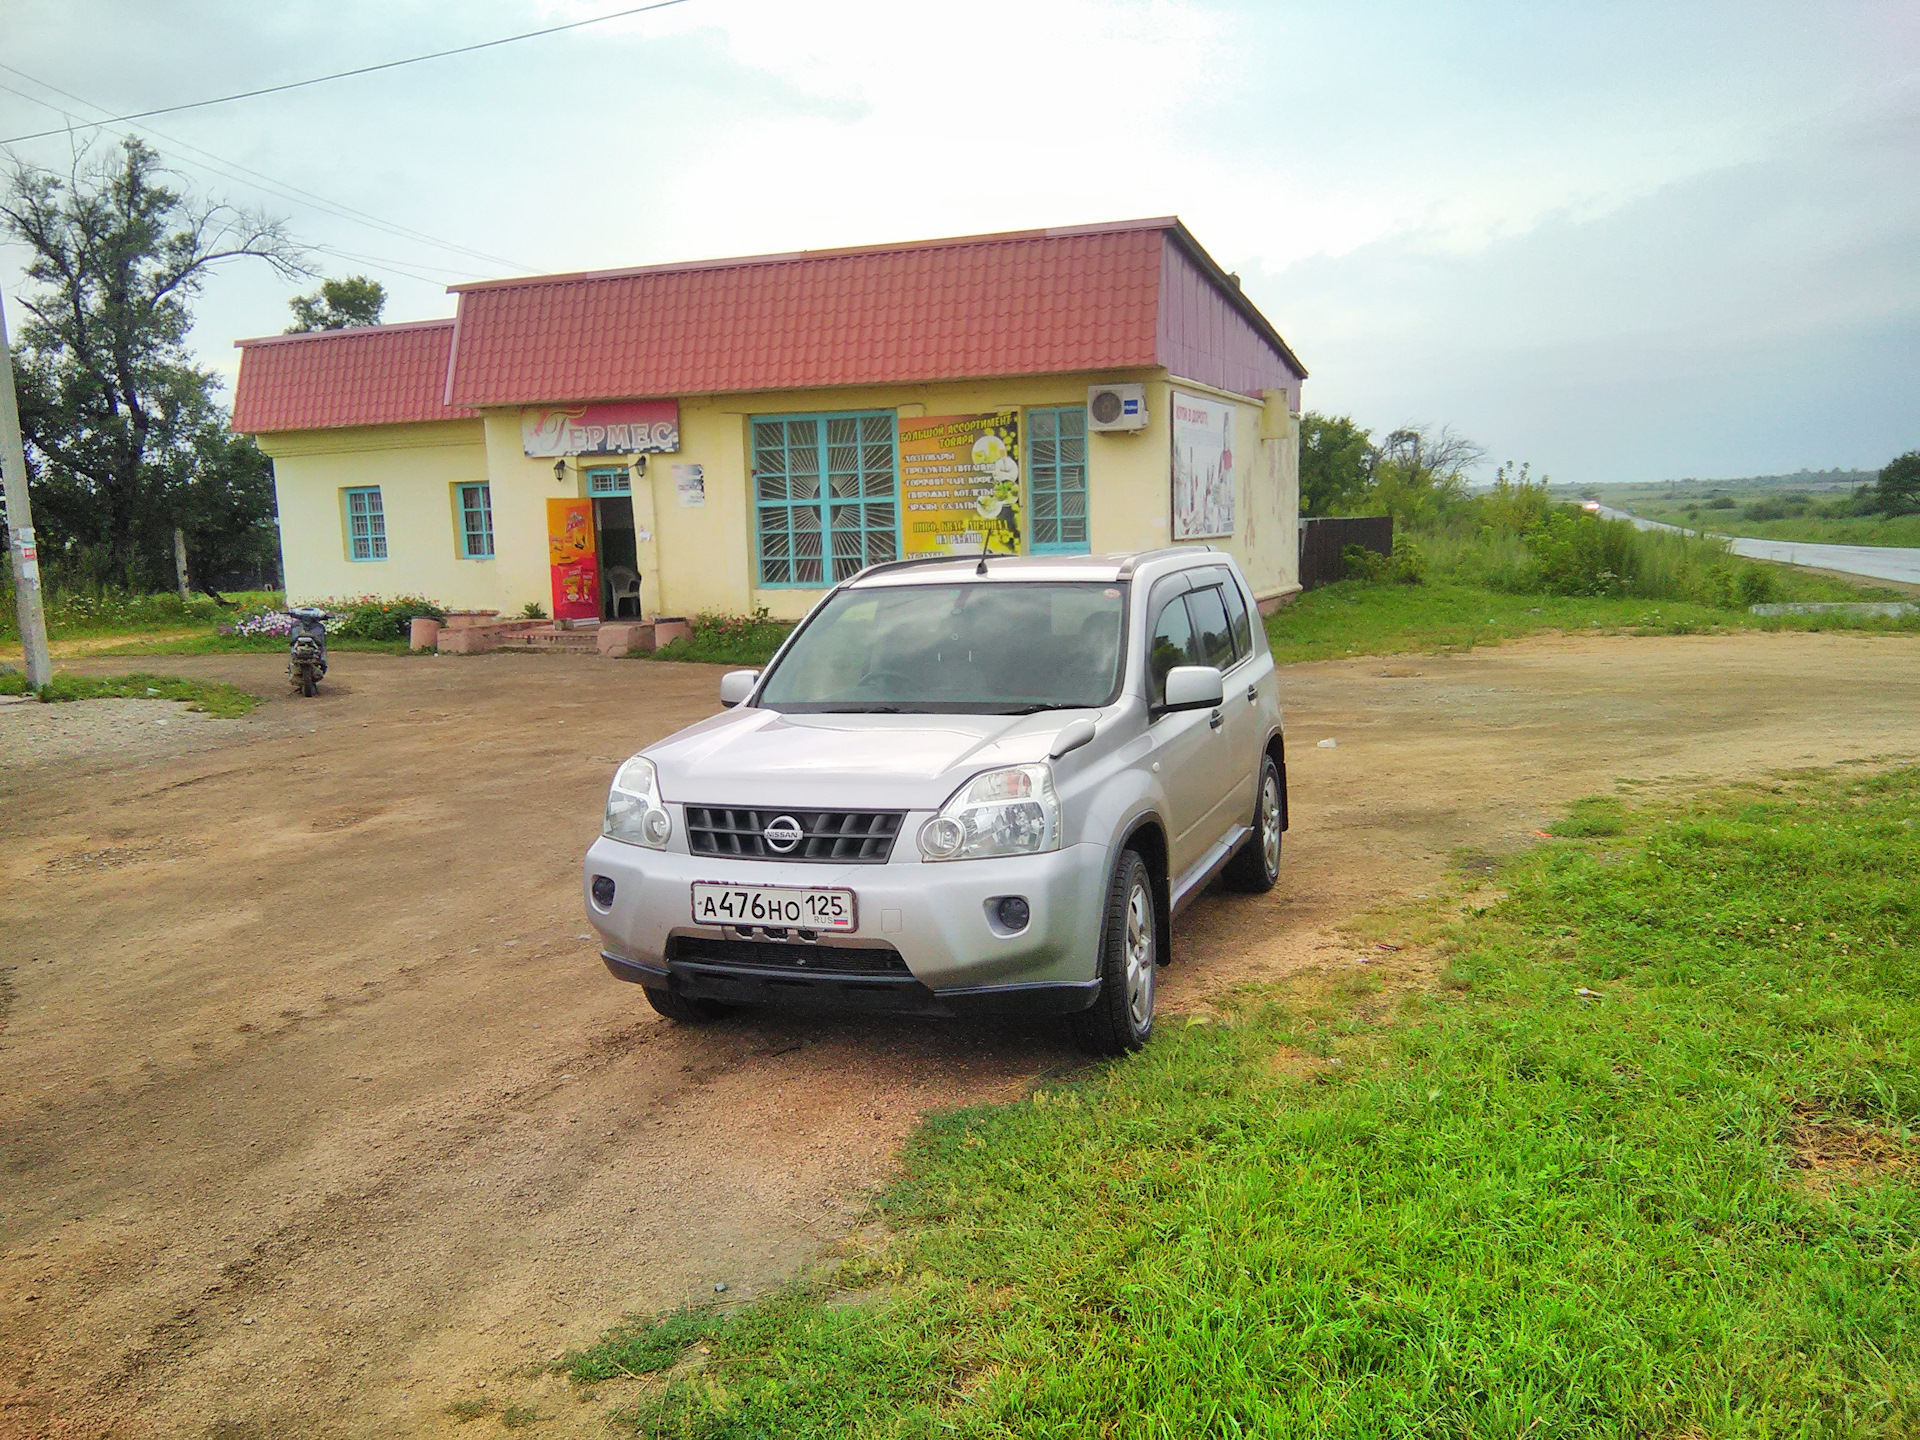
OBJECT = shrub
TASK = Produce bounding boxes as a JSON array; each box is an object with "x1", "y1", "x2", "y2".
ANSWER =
[
  {"x1": 1704, "y1": 496, "x2": 1736, "y2": 509},
  {"x1": 647, "y1": 607, "x2": 794, "y2": 666},
  {"x1": 520, "y1": 600, "x2": 548, "y2": 620},
  {"x1": 1340, "y1": 543, "x2": 1391, "y2": 583},
  {"x1": 1389, "y1": 534, "x2": 1427, "y2": 585},
  {"x1": 315, "y1": 595, "x2": 447, "y2": 640}
]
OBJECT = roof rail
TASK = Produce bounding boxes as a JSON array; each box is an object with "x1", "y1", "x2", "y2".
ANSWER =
[
  {"x1": 1115, "y1": 545, "x2": 1210, "y2": 579},
  {"x1": 847, "y1": 553, "x2": 970, "y2": 583}
]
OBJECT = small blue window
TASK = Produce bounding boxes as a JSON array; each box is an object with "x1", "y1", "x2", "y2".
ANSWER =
[
  {"x1": 1027, "y1": 407, "x2": 1089, "y2": 553},
  {"x1": 587, "y1": 467, "x2": 631, "y2": 497},
  {"x1": 751, "y1": 412, "x2": 898, "y2": 586},
  {"x1": 345, "y1": 487, "x2": 387, "y2": 561},
  {"x1": 458, "y1": 483, "x2": 494, "y2": 559}
]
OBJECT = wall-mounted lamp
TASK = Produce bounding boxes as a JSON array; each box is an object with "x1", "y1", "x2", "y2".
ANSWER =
[
  {"x1": 552, "y1": 459, "x2": 568, "y2": 485},
  {"x1": 630, "y1": 455, "x2": 648, "y2": 481}
]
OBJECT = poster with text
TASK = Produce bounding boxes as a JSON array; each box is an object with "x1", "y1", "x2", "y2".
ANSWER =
[
  {"x1": 545, "y1": 498, "x2": 601, "y2": 622},
  {"x1": 1171, "y1": 391, "x2": 1236, "y2": 540},
  {"x1": 899, "y1": 411, "x2": 1023, "y2": 557}
]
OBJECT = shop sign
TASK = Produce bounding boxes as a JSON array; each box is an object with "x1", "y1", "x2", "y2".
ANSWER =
[
  {"x1": 545, "y1": 498, "x2": 601, "y2": 622},
  {"x1": 522, "y1": 400, "x2": 679, "y2": 457},
  {"x1": 1171, "y1": 391, "x2": 1236, "y2": 540},
  {"x1": 900, "y1": 411, "x2": 1023, "y2": 557}
]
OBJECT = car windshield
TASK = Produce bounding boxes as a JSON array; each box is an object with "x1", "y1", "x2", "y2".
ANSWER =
[{"x1": 757, "y1": 581, "x2": 1128, "y2": 714}]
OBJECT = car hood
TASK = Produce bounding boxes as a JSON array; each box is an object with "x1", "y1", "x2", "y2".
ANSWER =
[{"x1": 643, "y1": 707, "x2": 1093, "y2": 810}]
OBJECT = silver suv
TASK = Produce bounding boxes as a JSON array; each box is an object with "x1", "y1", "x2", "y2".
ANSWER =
[{"x1": 582, "y1": 548, "x2": 1286, "y2": 1054}]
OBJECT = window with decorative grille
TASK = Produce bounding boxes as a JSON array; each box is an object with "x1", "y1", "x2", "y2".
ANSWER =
[{"x1": 752, "y1": 412, "x2": 899, "y2": 585}]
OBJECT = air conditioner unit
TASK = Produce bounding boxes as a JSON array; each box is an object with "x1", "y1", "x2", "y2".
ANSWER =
[{"x1": 1087, "y1": 383, "x2": 1148, "y2": 432}]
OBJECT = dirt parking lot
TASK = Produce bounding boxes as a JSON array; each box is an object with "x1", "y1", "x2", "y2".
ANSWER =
[{"x1": 3, "y1": 633, "x2": 1917, "y2": 1438}]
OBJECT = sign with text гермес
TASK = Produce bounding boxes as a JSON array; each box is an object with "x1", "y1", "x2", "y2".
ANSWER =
[{"x1": 521, "y1": 400, "x2": 679, "y2": 457}]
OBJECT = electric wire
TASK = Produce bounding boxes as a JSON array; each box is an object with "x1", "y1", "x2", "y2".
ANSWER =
[
  {"x1": 0, "y1": 0, "x2": 696, "y2": 146},
  {"x1": 0, "y1": 67, "x2": 539, "y2": 276}
]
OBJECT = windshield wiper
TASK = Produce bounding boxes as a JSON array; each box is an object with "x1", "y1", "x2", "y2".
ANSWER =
[{"x1": 996, "y1": 702, "x2": 1090, "y2": 716}]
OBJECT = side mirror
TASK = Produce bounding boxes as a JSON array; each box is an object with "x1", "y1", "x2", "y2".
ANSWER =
[
  {"x1": 718, "y1": 670, "x2": 760, "y2": 708},
  {"x1": 1160, "y1": 665, "x2": 1224, "y2": 714}
]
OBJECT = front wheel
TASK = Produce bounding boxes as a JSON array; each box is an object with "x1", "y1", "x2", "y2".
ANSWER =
[
  {"x1": 299, "y1": 669, "x2": 317, "y2": 698},
  {"x1": 1221, "y1": 754, "x2": 1283, "y2": 893},
  {"x1": 1072, "y1": 849, "x2": 1157, "y2": 1057}
]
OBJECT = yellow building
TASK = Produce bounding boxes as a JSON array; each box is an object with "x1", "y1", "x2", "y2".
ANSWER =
[{"x1": 234, "y1": 219, "x2": 1306, "y2": 635}]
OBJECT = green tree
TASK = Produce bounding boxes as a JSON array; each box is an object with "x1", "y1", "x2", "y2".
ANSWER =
[
  {"x1": 1, "y1": 139, "x2": 306, "y2": 588},
  {"x1": 1297, "y1": 412, "x2": 1373, "y2": 516},
  {"x1": 1873, "y1": 450, "x2": 1920, "y2": 515},
  {"x1": 285, "y1": 275, "x2": 386, "y2": 332},
  {"x1": 1367, "y1": 423, "x2": 1485, "y2": 525}
]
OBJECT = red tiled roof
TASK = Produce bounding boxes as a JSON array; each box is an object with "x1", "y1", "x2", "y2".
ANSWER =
[
  {"x1": 231, "y1": 320, "x2": 475, "y2": 434},
  {"x1": 443, "y1": 220, "x2": 1180, "y2": 408},
  {"x1": 232, "y1": 220, "x2": 1305, "y2": 433}
]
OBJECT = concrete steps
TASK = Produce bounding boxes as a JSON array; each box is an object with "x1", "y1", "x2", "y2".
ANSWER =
[{"x1": 492, "y1": 626, "x2": 600, "y2": 654}]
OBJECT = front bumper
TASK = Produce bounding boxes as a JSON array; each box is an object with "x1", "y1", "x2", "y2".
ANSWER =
[{"x1": 582, "y1": 834, "x2": 1109, "y2": 1015}]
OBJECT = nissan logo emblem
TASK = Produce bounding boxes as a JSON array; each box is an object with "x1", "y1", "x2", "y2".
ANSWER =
[{"x1": 763, "y1": 815, "x2": 804, "y2": 853}]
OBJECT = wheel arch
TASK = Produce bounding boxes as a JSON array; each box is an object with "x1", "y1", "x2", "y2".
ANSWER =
[
  {"x1": 1120, "y1": 816, "x2": 1174, "y2": 967},
  {"x1": 1264, "y1": 731, "x2": 1289, "y2": 832}
]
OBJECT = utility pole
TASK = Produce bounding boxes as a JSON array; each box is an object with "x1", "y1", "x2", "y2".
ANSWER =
[{"x1": 0, "y1": 281, "x2": 52, "y2": 686}]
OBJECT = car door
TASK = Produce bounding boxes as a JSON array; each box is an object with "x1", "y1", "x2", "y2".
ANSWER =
[
  {"x1": 1182, "y1": 580, "x2": 1255, "y2": 838},
  {"x1": 1145, "y1": 581, "x2": 1234, "y2": 878}
]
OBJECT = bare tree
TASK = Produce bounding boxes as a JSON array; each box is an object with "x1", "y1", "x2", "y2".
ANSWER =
[{"x1": 1, "y1": 138, "x2": 309, "y2": 583}]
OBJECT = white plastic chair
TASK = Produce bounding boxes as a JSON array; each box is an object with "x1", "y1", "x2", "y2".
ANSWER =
[{"x1": 606, "y1": 567, "x2": 642, "y2": 619}]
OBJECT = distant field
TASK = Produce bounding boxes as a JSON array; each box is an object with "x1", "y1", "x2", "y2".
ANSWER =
[{"x1": 1567, "y1": 474, "x2": 1919, "y2": 549}]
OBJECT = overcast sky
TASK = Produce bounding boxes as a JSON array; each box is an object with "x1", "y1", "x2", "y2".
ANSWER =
[{"x1": 3, "y1": 0, "x2": 1915, "y2": 483}]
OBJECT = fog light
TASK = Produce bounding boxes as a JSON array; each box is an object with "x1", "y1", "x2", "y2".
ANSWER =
[
  {"x1": 590, "y1": 875, "x2": 616, "y2": 908},
  {"x1": 994, "y1": 895, "x2": 1030, "y2": 932}
]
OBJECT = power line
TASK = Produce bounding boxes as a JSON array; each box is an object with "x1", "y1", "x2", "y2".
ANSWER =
[
  {"x1": 0, "y1": 70, "x2": 539, "y2": 278},
  {"x1": 0, "y1": 0, "x2": 696, "y2": 146}
]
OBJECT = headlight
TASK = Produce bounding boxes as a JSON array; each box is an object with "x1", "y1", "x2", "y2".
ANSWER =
[
  {"x1": 919, "y1": 763, "x2": 1061, "y2": 861},
  {"x1": 604, "y1": 755, "x2": 672, "y2": 849}
]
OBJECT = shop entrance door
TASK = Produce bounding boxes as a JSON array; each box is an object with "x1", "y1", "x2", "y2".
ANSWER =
[{"x1": 588, "y1": 468, "x2": 641, "y2": 619}]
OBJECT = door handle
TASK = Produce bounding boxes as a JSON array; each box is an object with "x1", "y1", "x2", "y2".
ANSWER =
[
  {"x1": 1246, "y1": 684, "x2": 1259, "y2": 704},
  {"x1": 1208, "y1": 709, "x2": 1223, "y2": 731}
]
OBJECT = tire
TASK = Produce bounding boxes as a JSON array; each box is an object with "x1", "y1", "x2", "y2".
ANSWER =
[
  {"x1": 300, "y1": 671, "x2": 317, "y2": 698},
  {"x1": 642, "y1": 985, "x2": 729, "y2": 1024},
  {"x1": 1072, "y1": 849, "x2": 1157, "y2": 1057},
  {"x1": 1221, "y1": 754, "x2": 1283, "y2": 894}
]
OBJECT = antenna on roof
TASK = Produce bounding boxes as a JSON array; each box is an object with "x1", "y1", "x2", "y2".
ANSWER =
[{"x1": 975, "y1": 550, "x2": 990, "y2": 577}]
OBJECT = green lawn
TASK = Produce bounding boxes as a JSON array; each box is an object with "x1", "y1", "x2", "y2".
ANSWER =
[
  {"x1": 1263, "y1": 579, "x2": 1920, "y2": 664},
  {"x1": 556, "y1": 767, "x2": 1919, "y2": 1437},
  {"x1": 0, "y1": 669, "x2": 260, "y2": 717}
]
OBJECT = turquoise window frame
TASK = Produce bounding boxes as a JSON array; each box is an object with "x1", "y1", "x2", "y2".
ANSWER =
[
  {"x1": 344, "y1": 486, "x2": 387, "y2": 561},
  {"x1": 1026, "y1": 406, "x2": 1090, "y2": 554},
  {"x1": 587, "y1": 466, "x2": 631, "y2": 497},
  {"x1": 751, "y1": 410, "x2": 900, "y2": 587},
  {"x1": 458, "y1": 483, "x2": 494, "y2": 559}
]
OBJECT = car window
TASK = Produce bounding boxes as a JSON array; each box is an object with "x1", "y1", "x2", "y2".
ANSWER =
[
  {"x1": 1148, "y1": 593, "x2": 1200, "y2": 705},
  {"x1": 1219, "y1": 576, "x2": 1253, "y2": 659},
  {"x1": 757, "y1": 581, "x2": 1128, "y2": 713},
  {"x1": 1186, "y1": 586, "x2": 1235, "y2": 670}
]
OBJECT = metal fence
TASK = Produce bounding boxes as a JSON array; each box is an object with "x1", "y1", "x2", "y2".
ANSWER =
[{"x1": 1298, "y1": 516, "x2": 1393, "y2": 590}]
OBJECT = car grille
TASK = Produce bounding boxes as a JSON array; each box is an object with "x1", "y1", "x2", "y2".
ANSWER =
[
  {"x1": 683, "y1": 806, "x2": 904, "y2": 863},
  {"x1": 669, "y1": 935, "x2": 912, "y2": 976}
]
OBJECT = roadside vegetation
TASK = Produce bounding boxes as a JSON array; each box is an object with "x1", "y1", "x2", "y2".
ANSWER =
[
  {"x1": 1581, "y1": 451, "x2": 1920, "y2": 549},
  {"x1": 1274, "y1": 440, "x2": 1919, "y2": 662},
  {"x1": 0, "y1": 589, "x2": 440, "y2": 656},
  {"x1": 557, "y1": 767, "x2": 1918, "y2": 1436},
  {"x1": 0, "y1": 668, "x2": 258, "y2": 717}
]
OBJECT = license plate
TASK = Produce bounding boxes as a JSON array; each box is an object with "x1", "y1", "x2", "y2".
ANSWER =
[{"x1": 690, "y1": 882, "x2": 857, "y2": 932}]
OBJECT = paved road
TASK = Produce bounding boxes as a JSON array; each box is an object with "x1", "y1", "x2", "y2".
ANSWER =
[{"x1": 1597, "y1": 506, "x2": 1920, "y2": 586}]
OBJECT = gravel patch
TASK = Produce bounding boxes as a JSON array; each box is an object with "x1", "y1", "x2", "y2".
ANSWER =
[{"x1": 0, "y1": 696, "x2": 245, "y2": 778}]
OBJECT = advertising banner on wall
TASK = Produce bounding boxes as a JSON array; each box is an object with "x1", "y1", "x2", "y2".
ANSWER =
[
  {"x1": 1171, "y1": 391, "x2": 1236, "y2": 540},
  {"x1": 522, "y1": 400, "x2": 679, "y2": 457},
  {"x1": 899, "y1": 411, "x2": 1023, "y2": 557},
  {"x1": 545, "y1": 498, "x2": 601, "y2": 621}
]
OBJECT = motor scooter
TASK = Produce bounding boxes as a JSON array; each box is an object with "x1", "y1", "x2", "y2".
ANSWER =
[{"x1": 287, "y1": 607, "x2": 330, "y2": 696}]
